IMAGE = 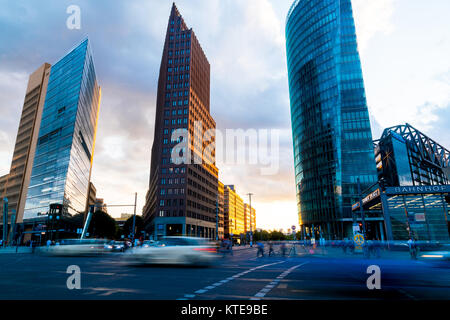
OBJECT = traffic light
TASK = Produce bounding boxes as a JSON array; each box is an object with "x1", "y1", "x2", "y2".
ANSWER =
[{"x1": 48, "y1": 204, "x2": 63, "y2": 221}]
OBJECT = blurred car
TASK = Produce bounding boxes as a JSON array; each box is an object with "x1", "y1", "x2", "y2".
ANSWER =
[
  {"x1": 125, "y1": 236, "x2": 217, "y2": 266},
  {"x1": 142, "y1": 240, "x2": 161, "y2": 248},
  {"x1": 104, "y1": 240, "x2": 128, "y2": 252},
  {"x1": 39, "y1": 239, "x2": 108, "y2": 257},
  {"x1": 419, "y1": 251, "x2": 450, "y2": 262}
]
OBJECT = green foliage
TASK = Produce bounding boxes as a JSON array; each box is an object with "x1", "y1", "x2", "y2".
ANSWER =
[
  {"x1": 253, "y1": 229, "x2": 288, "y2": 241},
  {"x1": 88, "y1": 210, "x2": 116, "y2": 239},
  {"x1": 122, "y1": 215, "x2": 144, "y2": 237}
]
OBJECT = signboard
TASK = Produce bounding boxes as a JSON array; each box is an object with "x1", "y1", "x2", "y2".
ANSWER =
[
  {"x1": 352, "y1": 189, "x2": 381, "y2": 211},
  {"x1": 386, "y1": 185, "x2": 450, "y2": 195},
  {"x1": 363, "y1": 189, "x2": 380, "y2": 205},
  {"x1": 353, "y1": 233, "x2": 365, "y2": 252}
]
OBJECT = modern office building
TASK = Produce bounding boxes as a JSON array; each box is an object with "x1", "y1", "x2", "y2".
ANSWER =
[
  {"x1": 23, "y1": 38, "x2": 101, "y2": 222},
  {"x1": 286, "y1": 0, "x2": 377, "y2": 239},
  {"x1": 244, "y1": 203, "x2": 256, "y2": 235},
  {"x1": 353, "y1": 124, "x2": 450, "y2": 241},
  {"x1": 223, "y1": 185, "x2": 245, "y2": 241},
  {"x1": 85, "y1": 182, "x2": 97, "y2": 213},
  {"x1": 217, "y1": 180, "x2": 225, "y2": 239},
  {"x1": 143, "y1": 4, "x2": 219, "y2": 239},
  {"x1": 0, "y1": 64, "x2": 52, "y2": 231}
]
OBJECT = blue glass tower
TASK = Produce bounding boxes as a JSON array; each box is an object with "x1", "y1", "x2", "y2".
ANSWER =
[
  {"x1": 23, "y1": 38, "x2": 101, "y2": 220},
  {"x1": 286, "y1": 0, "x2": 377, "y2": 239}
]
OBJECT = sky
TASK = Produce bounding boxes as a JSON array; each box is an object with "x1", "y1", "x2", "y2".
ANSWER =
[{"x1": 0, "y1": 0, "x2": 449, "y2": 231}]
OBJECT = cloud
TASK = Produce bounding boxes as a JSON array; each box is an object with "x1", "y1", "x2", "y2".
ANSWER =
[
  {"x1": 2, "y1": 0, "x2": 447, "y2": 231},
  {"x1": 352, "y1": 0, "x2": 397, "y2": 52}
]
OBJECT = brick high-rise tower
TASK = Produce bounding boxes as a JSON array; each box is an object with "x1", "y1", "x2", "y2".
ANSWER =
[{"x1": 144, "y1": 3, "x2": 218, "y2": 239}]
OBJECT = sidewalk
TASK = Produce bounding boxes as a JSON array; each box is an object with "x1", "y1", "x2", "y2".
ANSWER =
[
  {"x1": 291, "y1": 245, "x2": 413, "y2": 260},
  {"x1": 0, "y1": 247, "x2": 33, "y2": 254}
]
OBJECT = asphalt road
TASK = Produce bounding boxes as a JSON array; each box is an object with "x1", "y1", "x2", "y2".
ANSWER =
[{"x1": 1, "y1": 247, "x2": 449, "y2": 300}]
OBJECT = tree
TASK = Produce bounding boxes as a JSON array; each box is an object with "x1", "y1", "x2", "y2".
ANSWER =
[
  {"x1": 88, "y1": 210, "x2": 116, "y2": 239},
  {"x1": 122, "y1": 215, "x2": 144, "y2": 238}
]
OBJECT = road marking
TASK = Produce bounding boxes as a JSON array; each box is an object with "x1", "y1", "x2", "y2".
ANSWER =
[
  {"x1": 194, "y1": 289, "x2": 207, "y2": 294},
  {"x1": 251, "y1": 262, "x2": 309, "y2": 300},
  {"x1": 179, "y1": 261, "x2": 286, "y2": 300}
]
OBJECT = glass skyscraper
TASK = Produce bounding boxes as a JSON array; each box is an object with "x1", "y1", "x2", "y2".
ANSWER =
[
  {"x1": 23, "y1": 38, "x2": 101, "y2": 220},
  {"x1": 286, "y1": 0, "x2": 377, "y2": 239}
]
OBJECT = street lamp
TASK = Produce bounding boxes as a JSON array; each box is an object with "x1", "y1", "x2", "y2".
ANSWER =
[{"x1": 247, "y1": 193, "x2": 253, "y2": 247}]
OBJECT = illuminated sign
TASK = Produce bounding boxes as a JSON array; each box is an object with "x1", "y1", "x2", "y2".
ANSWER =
[
  {"x1": 352, "y1": 188, "x2": 381, "y2": 211},
  {"x1": 386, "y1": 185, "x2": 450, "y2": 195}
]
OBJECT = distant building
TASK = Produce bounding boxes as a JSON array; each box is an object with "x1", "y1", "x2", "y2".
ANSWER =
[
  {"x1": 217, "y1": 181, "x2": 225, "y2": 239},
  {"x1": 223, "y1": 185, "x2": 245, "y2": 241},
  {"x1": 94, "y1": 198, "x2": 107, "y2": 213},
  {"x1": 115, "y1": 213, "x2": 133, "y2": 228},
  {"x1": 353, "y1": 124, "x2": 450, "y2": 241},
  {"x1": 85, "y1": 182, "x2": 97, "y2": 213},
  {"x1": 244, "y1": 203, "x2": 256, "y2": 234},
  {"x1": 1, "y1": 63, "x2": 51, "y2": 230}
]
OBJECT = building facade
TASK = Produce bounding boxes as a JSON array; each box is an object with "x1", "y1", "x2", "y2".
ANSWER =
[
  {"x1": 223, "y1": 185, "x2": 245, "y2": 241},
  {"x1": 353, "y1": 124, "x2": 450, "y2": 241},
  {"x1": 217, "y1": 180, "x2": 225, "y2": 239},
  {"x1": 144, "y1": 4, "x2": 219, "y2": 239},
  {"x1": 244, "y1": 203, "x2": 256, "y2": 235},
  {"x1": 0, "y1": 64, "x2": 51, "y2": 229},
  {"x1": 286, "y1": 0, "x2": 377, "y2": 239},
  {"x1": 23, "y1": 38, "x2": 101, "y2": 221}
]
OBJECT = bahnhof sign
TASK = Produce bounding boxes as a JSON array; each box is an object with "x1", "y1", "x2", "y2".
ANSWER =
[{"x1": 352, "y1": 185, "x2": 450, "y2": 241}]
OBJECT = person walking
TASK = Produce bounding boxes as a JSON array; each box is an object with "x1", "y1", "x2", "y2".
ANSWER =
[
  {"x1": 280, "y1": 242, "x2": 287, "y2": 257},
  {"x1": 268, "y1": 241, "x2": 275, "y2": 257},
  {"x1": 408, "y1": 237, "x2": 418, "y2": 260},
  {"x1": 256, "y1": 241, "x2": 265, "y2": 257}
]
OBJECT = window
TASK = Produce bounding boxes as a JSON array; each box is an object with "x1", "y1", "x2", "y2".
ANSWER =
[
  {"x1": 160, "y1": 200, "x2": 165, "y2": 206},
  {"x1": 160, "y1": 189, "x2": 166, "y2": 195}
]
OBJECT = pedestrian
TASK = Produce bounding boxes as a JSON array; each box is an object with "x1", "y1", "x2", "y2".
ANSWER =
[
  {"x1": 280, "y1": 242, "x2": 287, "y2": 257},
  {"x1": 256, "y1": 241, "x2": 265, "y2": 257},
  {"x1": 268, "y1": 241, "x2": 274, "y2": 257},
  {"x1": 46, "y1": 239, "x2": 51, "y2": 248},
  {"x1": 407, "y1": 238, "x2": 417, "y2": 260}
]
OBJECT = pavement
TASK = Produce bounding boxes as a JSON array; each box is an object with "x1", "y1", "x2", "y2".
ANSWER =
[{"x1": 0, "y1": 246, "x2": 449, "y2": 300}]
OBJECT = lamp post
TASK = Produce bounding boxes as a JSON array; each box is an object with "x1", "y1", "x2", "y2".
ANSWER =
[
  {"x1": 247, "y1": 193, "x2": 253, "y2": 247},
  {"x1": 131, "y1": 192, "x2": 137, "y2": 246}
]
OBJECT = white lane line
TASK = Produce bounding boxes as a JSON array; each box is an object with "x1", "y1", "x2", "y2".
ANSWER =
[
  {"x1": 179, "y1": 261, "x2": 286, "y2": 300},
  {"x1": 194, "y1": 289, "x2": 207, "y2": 294},
  {"x1": 251, "y1": 262, "x2": 309, "y2": 300}
]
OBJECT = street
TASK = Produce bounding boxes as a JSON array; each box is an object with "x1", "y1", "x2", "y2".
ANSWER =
[{"x1": 1, "y1": 247, "x2": 449, "y2": 300}]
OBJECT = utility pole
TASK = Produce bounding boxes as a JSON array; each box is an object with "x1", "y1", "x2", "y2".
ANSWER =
[
  {"x1": 247, "y1": 193, "x2": 253, "y2": 247},
  {"x1": 357, "y1": 178, "x2": 367, "y2": 239},
  {"x1": 131, "y1": 192, "x2": 137, "y2": 246}
]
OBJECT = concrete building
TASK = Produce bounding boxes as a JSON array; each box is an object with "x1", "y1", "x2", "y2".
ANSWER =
[
  {"x1": 1, "y1": 63, "x2": 51, "y2": 230},
  {"x1": 244, "y1": 203, "x2": 256, "y2": 234},
  {"x1": 144, "y1": 4, "x2": 219, "y2": 239},
  {"x1": 85, "y1": 182, "x2": 97, "y2": 213},
  {"x1": 223, "y1": 185, "x2": 245, "y2": 241}
]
